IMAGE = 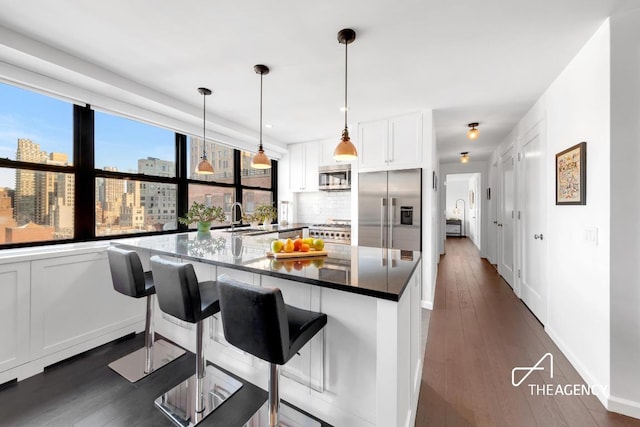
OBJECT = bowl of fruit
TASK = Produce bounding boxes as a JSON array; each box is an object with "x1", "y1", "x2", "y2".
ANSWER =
[{"x1": 268, "y1": 237, "x2": 325, "y2": 259}]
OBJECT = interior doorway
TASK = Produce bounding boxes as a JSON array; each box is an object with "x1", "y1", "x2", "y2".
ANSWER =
[{"x1": 445, "y1": 173, "x2": 482, "y2": 250}]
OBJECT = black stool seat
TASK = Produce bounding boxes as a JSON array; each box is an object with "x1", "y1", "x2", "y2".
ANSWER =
[
  {"x1": 150, "y1": 256, "x2": 242, "y2": 427},
  {"x1": 217, "y1": 275, "x2": 327, "y2": 427},
  {"x1": 106, "y1": 247, "x2": 185, "y2": 383},
  {"x1": 108, "y1": 247, "x2": 155, "y2": 298}
]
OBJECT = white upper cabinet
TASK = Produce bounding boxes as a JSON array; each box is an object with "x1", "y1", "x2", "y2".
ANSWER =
[
  {"x1": 358, "y1": 112, "x2": 423, "y2": 171},
  {"x1": 288, "y1": 142, "x2": 319, "y2": 192}
]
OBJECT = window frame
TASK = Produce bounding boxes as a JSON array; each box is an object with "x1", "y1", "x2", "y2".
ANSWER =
[{"x1": 0, "y1": 98, "x2": 278, "y2": 249}]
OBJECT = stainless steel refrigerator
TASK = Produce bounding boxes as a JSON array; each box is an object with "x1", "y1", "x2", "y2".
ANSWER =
[{"x1": 358, "y1": 168, "x2": 422, "y2": 251}]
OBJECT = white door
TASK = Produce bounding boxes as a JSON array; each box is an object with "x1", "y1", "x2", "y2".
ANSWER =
[
  {"x1": 498, "y1": 147, "x2": 515, "y2": 288},
  {"x1": 519, "y1": 121, "x2": 547, "y2": 323}
]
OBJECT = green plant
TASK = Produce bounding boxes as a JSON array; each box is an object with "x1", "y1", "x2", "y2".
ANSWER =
[
  {"x1": 178, "y1": 202, "x2": 226, "y2": 225},
  {"x1": 255, "y1": 204, "x2": 277, "y2": 223},
  {"x1": 242, "y1": 212, "x2": 262, "y2": 224}
]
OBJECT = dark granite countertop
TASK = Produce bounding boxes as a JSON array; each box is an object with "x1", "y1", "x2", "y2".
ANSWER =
[{"x1": 114, "y1": 230, "x2": 420, "y2": 301}]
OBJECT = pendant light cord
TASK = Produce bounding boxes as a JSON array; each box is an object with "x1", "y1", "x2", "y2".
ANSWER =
[
  {"x1": 259, "y1": 72, "x2": 263, "y2": 151},
  {"x1": 344, "y1": 37, "x2": 348, "y2": 130},
  {"x1": 202, "y1": 93, "x2": 207, "y2": 159}
]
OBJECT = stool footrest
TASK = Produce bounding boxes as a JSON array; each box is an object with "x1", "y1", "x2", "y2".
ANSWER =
[
  {"x1": 155, "y1": 365, "x2": 242, "y2": 427},
  {"x1": 108, "y1": 339, "x2": 186, "y2": 383}
]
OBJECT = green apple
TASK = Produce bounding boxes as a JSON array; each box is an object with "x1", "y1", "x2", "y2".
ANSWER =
[
  {"x1": 271, "y1": 239, "x2": 284, "y2": 253},
  {"x1": 312, "y1": 238, "x2": 324, "y2": 251}
]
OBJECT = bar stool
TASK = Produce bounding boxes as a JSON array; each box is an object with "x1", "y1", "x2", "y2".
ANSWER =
[
  {"x1": 217, "y1": 275, "x2": 327, "y2": 427},
  {"x1": 107, "y1": 247, "x2": 186, "y2": 382},
  {"x1": 150, "y1": 256, "x2": 242, "y2": 427}
]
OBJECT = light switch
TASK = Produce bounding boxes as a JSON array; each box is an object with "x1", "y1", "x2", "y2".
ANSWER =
[{"x1": 585, "y1": 226, "x2": 598, "y2": 245}]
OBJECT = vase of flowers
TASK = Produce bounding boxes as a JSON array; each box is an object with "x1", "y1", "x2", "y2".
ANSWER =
[{"x1": 178, "y1": 202, "x2": 227, "y2": 233}]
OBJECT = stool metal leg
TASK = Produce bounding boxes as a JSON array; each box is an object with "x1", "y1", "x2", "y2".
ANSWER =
[
  {"x1": 243, "y1": 363, "x2": 321, "y2": 427},
  {"x1": 108, "y1": 294, "x2": 186, "y2": 383},
  {"x1": 268, "y1": 364, "x2": 279, "y2": 427},
  {"x1": 144, "y1": 294, "x2": 155, "y2": 374},
  {"x1": 155, "y1": 318, "x2": 243, "y2": 427}
]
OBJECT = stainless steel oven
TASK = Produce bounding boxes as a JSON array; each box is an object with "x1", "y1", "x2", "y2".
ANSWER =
[{"x1": 318, "y1": 164, "x2": 351, "y2": 191}]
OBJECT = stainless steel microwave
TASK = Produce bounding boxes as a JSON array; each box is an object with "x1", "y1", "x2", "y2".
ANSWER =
[{"x1": 318, "y1": 164, "x2": 351, "y2": 191}]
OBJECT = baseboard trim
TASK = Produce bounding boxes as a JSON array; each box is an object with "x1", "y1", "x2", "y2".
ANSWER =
[
  {"x1": 545, "y1": 326, "x2": 609, "y2": 408},
  {"x1": 608, "y1": 395, "x2": 640, "y2": 419},
  {"x1": 421, "y1": 300, "x2": 433, "y2": 310}
]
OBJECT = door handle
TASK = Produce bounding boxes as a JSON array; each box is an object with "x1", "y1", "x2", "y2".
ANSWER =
[
  {"x1": 380, "y1": 198, "x2": 386, "y2": 247},
  {"x1": 389, "y1": 197, "x2": 396, "y2": 248},
  {"x1": 534, "y1": 234, "x2": 544, "y2": 240}
]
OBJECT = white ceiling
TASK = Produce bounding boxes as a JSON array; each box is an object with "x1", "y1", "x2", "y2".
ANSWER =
[{"x1": 0, "y1": 0, "x2": 634, "y2": 163}]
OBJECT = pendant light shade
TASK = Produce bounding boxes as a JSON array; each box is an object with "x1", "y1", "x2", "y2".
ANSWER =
[
  {"x1": 467, "y1": 122, "x2": 479, "y2": 140},
  {"x1": 251, "y1": 64, "x2": 272, "y2": 169},
  {"x1": 460, "y1": 152, "x2": 470, "y2": 163},
  {"x1": 196, "y1": 87, "x2": 214, "y2": 175},
  {"x1": 334, "y1": 28, "x2": 358, "y2": 161}
]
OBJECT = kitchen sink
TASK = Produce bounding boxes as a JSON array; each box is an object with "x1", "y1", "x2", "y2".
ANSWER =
[{"x1": 220, "y1": 227, "x2": 264, "y2": 234}]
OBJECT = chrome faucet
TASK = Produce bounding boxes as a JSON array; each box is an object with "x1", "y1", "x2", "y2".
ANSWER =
[{"x1": 230, "y1": 202, "x2": 243, "y2": 230}]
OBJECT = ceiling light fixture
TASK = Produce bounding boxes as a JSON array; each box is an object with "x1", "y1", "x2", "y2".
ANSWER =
[
  {"x1": 195, "y1": 87, "x2": 214, "y2": 175},
  {"x1": 467, "y1": 122, "x2": 480, "y2": 140},
  {"x1": 251, "y1": 64, "x2": 271, "y2": 169},
  {"x1": 334, "y1": 28, "x2": 358, "y2": 161},
  {"x1": 460, "y1": 152, "x2": 470, "y2": 163}
]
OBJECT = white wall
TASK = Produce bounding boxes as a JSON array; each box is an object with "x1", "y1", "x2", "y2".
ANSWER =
[
  {"x1": 492, "y1": 19, "x2": 612, "y2": 410},
  {"x1": 445, "y1": 180, "x2": 468, "y2": 221},
  {"x1": 609, "y1": 9, "x2": 640, "y2": 417}
]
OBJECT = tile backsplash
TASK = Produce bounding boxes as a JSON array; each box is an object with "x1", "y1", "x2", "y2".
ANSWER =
[{"x1": 295, "y1": 191, "x2": 351, "y2": 224}]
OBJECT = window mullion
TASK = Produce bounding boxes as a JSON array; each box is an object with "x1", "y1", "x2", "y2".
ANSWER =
[{"x1": 73, "y1": 104, "x2": 95, "y2": 241}]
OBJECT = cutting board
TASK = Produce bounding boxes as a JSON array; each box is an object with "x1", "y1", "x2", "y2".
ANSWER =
[{"x1": 266, "y1": 250, "x2": 328, "y2": 259}]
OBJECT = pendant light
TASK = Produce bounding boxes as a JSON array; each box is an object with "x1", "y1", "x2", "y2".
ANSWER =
[
  {"x1": 251, "y1": 64, "x2": 271, "y2": 169},
  {"x1": 460, "y1": 152, "x2": 470, "y2": 163},
  {"x1": 195, "y1": 87, "x2": 214, "y2": 175},
  {"x1": 467, "y1": 122, "x2": 479, "y2": 140},
  {"x1": 334, "y1": 28, "x2": 358, "y2": 161}
]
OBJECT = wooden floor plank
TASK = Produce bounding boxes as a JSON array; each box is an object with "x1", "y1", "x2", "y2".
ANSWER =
[{"x1": 416, "y1": 238, "x2": 640, "y2": 427}]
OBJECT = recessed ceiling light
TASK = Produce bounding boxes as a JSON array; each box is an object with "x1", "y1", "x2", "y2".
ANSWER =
[
  {"x1": 265, "y1": 124, "x2": 273, "y2": 128},
  {"x1": 339, "y1": 106, "x2": 349, "y2": 112}
]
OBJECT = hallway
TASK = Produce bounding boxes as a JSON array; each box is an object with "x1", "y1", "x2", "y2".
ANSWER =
[{"x1": 415, "y1": 238, "x2": 639, "y2": 427}]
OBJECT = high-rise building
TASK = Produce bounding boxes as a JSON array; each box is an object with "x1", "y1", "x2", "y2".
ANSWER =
[
  {"x1": 120, "y1": 180, "x2": 144, "y2": 229},
  {"x1": 138, "y1": 157, "x2": 175, "y2": 228},
  {"x1": 102, "y1": 166, "x2": 122, "y2": 225},
  {"x1": 14, "y1": 138, "x2": 46, "y2": 224}
]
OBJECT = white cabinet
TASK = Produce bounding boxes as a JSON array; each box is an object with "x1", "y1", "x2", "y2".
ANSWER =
[
  {"x1": 288, "y1": 142, "x2": 318, "y2": 192},
  {"x1": 0, "y1": 262, "x2": 30, "y2": 374},
  {"x1": 358, "y1": 112, "x2": 423, "y2": 171}
]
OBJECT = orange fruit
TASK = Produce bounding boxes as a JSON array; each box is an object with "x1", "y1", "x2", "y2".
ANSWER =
[
  {"x1": 293, "y1": 238, "x2": 303, "y2": 251},
  {"x1": 300, "y1": 243, "x2": 310, "y2": 252}
]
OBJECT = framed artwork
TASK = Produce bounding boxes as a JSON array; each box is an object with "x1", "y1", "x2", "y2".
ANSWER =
[
  {"x1": 486, "y1": 187, "x2": 491, "y2": 200},
  {"x1": 556, "y1": 142, "x2": 586, "y2": 205},
  {"x1": 469, "y1": 190, "x2": 475, "y2": 208}
]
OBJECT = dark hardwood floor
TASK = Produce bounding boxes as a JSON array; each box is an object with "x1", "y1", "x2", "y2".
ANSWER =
[
  {"x1": 415, "y1": 237, "x2": 640, "y2": 427},
  {"x1": 0, "y1": 334, "x2": 330, "y2": 427}
]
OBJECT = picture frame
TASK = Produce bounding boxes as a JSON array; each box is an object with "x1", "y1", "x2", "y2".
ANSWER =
[
  {"x1": 556, "y1": 142, "x2": 586, "y2": 205},
  {"x1": 486, "y1": 187, "x2": 491, "y2": 200},
  {"x1": 432, "y1": 171, "x2": 437, "y2": 191}
]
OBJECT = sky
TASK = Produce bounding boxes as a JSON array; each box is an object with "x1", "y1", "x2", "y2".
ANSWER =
[{"x1": 0, "y1": 82, "x2": 175, "y2": 189}]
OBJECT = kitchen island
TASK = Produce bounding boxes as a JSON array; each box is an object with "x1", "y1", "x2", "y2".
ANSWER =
[{"x1": 116, "y1": 231, "x2": 423, "y2": 427}]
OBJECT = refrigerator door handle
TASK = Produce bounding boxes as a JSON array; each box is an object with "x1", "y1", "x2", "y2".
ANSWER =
[
  {"x1": 380, "y1": 198, "x2": 387, "y2": 247},
  {"x1": 389, "y1": 197, "x2": 396, "y2": 248}
]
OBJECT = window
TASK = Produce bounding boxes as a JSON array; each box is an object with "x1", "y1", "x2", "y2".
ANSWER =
[
  {"x1": 95, "y1": 178, "x2": 177, "y2": 236},
  {"x1": 0, "y1": 82, "x2": 74, "y2": 245},
  {"x1": 187, "y1": 137, "x2": 234, "y2": 184},
  {"x1": 95, "y1": 112, "x2": 175, "y2": 177},
  {"x1": 0, "y1": 81, "x2": 277, "y2": 247},
  {"x1": 240, "y1": 150, "x2": 271, "y2": 188}
]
